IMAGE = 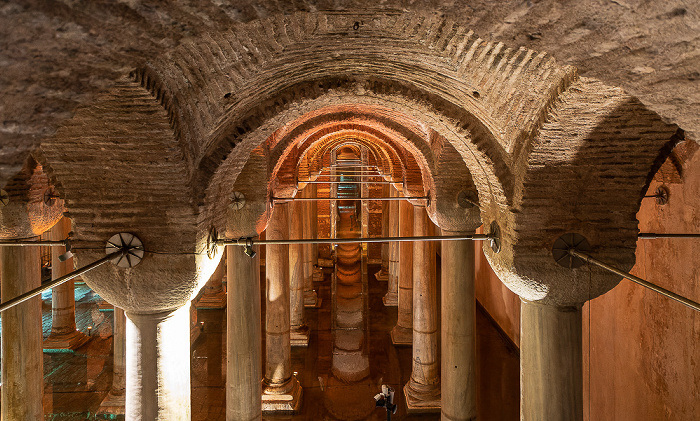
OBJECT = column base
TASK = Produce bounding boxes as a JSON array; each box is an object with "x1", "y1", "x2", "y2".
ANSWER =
[
  {"x1": 303, "y1": 291, "x2": 321, "y2": 308},
  {"x1": 390, "y1": 325, "x2": 412, "y2": 346},
  {"x1": 382, "y1": 291, "x2": 398, "y2": 307},
  {"x1": 195, "y1": 291, "x2": 227, "y2": 309},
  {"x1": 262, "y1": 377, "x2": 303, "y2": 413},
  {"x1": 313, "y1": 267, "x2": 325, "y2": 282},
  {"x1": 291, "y1": 326, "x2": 310, "y2": 347},
  {"x1": 404, "y1": 382, "x2": 441, "y2": 413},
  {"x1": 97, "y1": 390, "x2": 125, "y2": 415},
  {"x1": 375, "y1": 268, "x2": 389, "y2": 282},
  {"x1": 43, "y1": 330, "x2": 91, "y2": 353}
]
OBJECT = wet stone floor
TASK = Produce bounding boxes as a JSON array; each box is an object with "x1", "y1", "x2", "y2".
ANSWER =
[{"x1": 11, "y1": 257, "x2": 518, "y2": 421}]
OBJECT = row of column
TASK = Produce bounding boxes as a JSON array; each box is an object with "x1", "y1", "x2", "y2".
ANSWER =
[{"x1": 0, "y1": 202, "x2": 583, "y2": 421}]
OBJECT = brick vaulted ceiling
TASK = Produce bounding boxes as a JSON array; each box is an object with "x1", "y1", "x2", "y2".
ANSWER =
[{"x1": 0, "y1": 3, "x2": 692, "y2": 311}]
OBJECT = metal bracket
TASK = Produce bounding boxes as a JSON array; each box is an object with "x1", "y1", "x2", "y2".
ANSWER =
[
  {"x1": 654, "y1": 185, "x2": 669, "y2": 205},
  {"x1": 457, "y1": 190, "x2": 478, "y2": 209},
  {"x1": 229, "y1": 191, "x2": 246, "y2": 210},
  {"x1": 488, "y1": 221, "x2": 501, "y2": 253},
  {"x1": 105, "y1": 233, "x2": 145, "y2": 268},
  {"x1": 552, "y1": 233, "x2": 591, "y2": 269},
  {"x1": 43, "y1": 188, "x2": 59, "y2": 206},
  {"x1": 0, "y1": 189, "x2": 9, "y2": 208}
]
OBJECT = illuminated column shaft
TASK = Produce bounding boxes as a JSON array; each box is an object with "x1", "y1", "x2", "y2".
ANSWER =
[
  {"x1": 196, "y1": 256, "x2": 226, "y2": 309},
  {"x1": 521, "y1": 300, "x2": 583, "y2": 421},
  {"x1": 263, "y1": 202, "x2": 302, "y2": 412},
  {"x1": 125, "y1": 305, "x2": 191, "y2": 420},
  {"x1": 227, "y1": 245, "x2": 262, "y2": 421},
  {"x1": 383, "y1": 186, "x2": 399, "y2": 306},
  {"x1": 441, "y1": 234, "x2": 476, "y2": 421},
  {"x1": 302, "y1": 188, "x2": 318, "y2": 307},
  {"x1": 99, "y1": 307, "x2": 126, "y2": 414},
  {"x1": 1, "y1": 245, "x2": 43, "y2": 420},
  {"x1": 376, "y1": 183, "x2": 390, "y2": 281},
  {"x1": 44, "y1": 217, "x2": 90, "y2": 350},
  {"x1": 404, "y1": 206, "x2": 440, "y2": 411},
  {"x1": 289, "y1": 200, "x2": 309, "y2": 346},
  {"x1": 391, "y1": 198, "x2": 413, "y2": 345}
]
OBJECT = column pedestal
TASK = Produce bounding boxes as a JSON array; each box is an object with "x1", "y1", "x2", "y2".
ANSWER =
[
  {"x1": 1, "y1": 245, "x2": 43, "y2": 420},
  {"x1": 441, "y1": 234, "x2": 476, "y2": 421},
  {"x1": 43, "y1": 217, "x2": 90, "y2": 352},
  {"x1": 391, "y1": 199, "x2": 413, "y2": 345},
  {"x1": 404, "y1": 206, "x2": 440, "y2": 412},
  {"x1": 521, "y1": 300, "x2": 583, "y2": 421},
  {"x1": 227, "y1": 245, "x2": 262, "y2": 421},
  {"x1": 125, "y1": 306, "x2": 191, "y2": 420},
  {"x1": 263, "y1": 202, "x2": 303, "y2": 412},
  {"x1": 98, "y1": 307, "x2": 126, "y2": 415}
]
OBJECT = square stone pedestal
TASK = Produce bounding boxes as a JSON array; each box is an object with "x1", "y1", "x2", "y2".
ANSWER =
[
  {"x1": 195, "y1": 291, "x2": 227, "y2": 309},
  {"x1": 404, "y1": 384, "x2": 441, "y2": 413},
  {"x1": 382, "y1": 292, "x2": 398, "y2": 307},
  {"x1": 262, "y1": 377, "x2": 303, "y2": 413},
  {"x1": 304, "y1": 291, "x2": 322, "y2": 308},
  {"x1": 375, "y1": 268, "x2": 389, "y2": 281},
  {"x1": 390, "y1": 325, "x2": 412, "y2": 346},
  {"x1": 43, "y1": 331, "x2": 91, "y2": 353},
  {"x1": 291, "y1": 327, "x2": 310, "y2": 347},
  {"x1": 97, "y1": 391, "x2": 125, "y2": 415}
]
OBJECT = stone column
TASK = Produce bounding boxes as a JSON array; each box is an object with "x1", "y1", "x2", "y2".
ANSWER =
[
  {"x1": 521, "y1": 300, "x2": 583, "y2": 421},
  {"x1": 289, "y1": 200, "x2": 309, "y2": 346},
  {"x1": 441, "y1": 234, "x2": 476, "y2": 421},
  {"x1": 383, "y1": 187, "x2": 399, "y2": 306},
  {"x1": 262, "y1": 202, "x2": 302, "y2": 412},
  {"x1": 125, "y1": 305, "x2": 191, "y2": 420},
  {"x1": 43, "y1": 217, "x2": 90, "y2": 351},
  {"x1": 227, "y1": 245, "x2": 262, "y2": 421},
  {"x1": 302, "y1": 187, "x2": 319, "y2": 307},
  {"x1": 311, "y1": 184, "x2": 323, "y2": 282},
  {"x1": 1, "y1": 245, "x2": 43, "y2": 420},
  {"x1": 391, "y1": 198, "x2": 413, "y2": 345},
  {"x1": 99, "y1": 307, "x2": 126, "y2": 414},
  {"x1": 404, "y1": 206, "x2": 440, "y2": 411},
  {"x1": 195, "y1": 255, "x2": 226, "y2": 309},
  {"x1": 375, "y1": 183, "x2": 390, "y2": 281}
]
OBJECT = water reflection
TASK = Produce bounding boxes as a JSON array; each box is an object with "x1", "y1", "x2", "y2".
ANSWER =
[{"x1": 323, "y1": 175, "x2": 378, "y2": 420}]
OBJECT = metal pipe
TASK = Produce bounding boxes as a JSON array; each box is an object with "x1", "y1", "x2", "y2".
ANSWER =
[
  {"x1": 0, "y1": 239, "x2": 68, "y2": 247},
  {"x1": 0, "y1": 250, "x2": 124, "y2": 314},
  {"x1": 568, "y1": 249, "x2": 700, "y2": 312},
  {"x1": 273, "y1": 196, "x2": 427, "y2": 202},
  {"x1": 300, "y1": 181, "x2": 395, "y2": 184},
  {"x1": 219, "y1": 233, "x2": 491, "y2": 247},
  {"x1": 638, "y1": 233, "x2": 700, "y2": 239}
]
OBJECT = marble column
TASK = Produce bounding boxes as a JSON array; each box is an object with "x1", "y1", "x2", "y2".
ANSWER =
[
  {"x1": 311, "y1": 184, "x2": 324, "y2": 282},
  {"x1": 43, "y1": 217, "x2": 90, "y2": 351},
  {"x1": 289, "y1": 200, "x2": 309, "y2": 346},
  {"x1": 404, "y1": 206, "x2": 440, "y2": 411},
  {"x1": 441, "y1": 234, "x2": 476, "y2": 421},
  {"x1": 303, "y1": 188, "x2": 319, "y2": 308},
  {"x1": 521, "y1": 300, "x2": 583, "y2": 421},
  {"x1": 383, "y1": 187, "x2": 399, "y2": 306},
  {"x1": 375, "y1": 183, "x2": 390, "y2": 281},
  {"x1": 1, "y1": 245, "x2": 43, "y2": 420},
  {"x1": 262, "y1": 202, "x2": 302, "y2": 412},
  {"x1": 125, "y1": 305, "x2": 191, "y2": 420},
  {"x1": 391, "y1": 198, "x2": 413, "y2": 345},
  {"x1": 195, "y1": 255, "x2": 226, "y2": 309},
  {"x1": 226, "y1": 245, "x2": 262, "y2": 421},
  {"x1": 98, "y1": 307, "x2": 126, "y2": 414}
]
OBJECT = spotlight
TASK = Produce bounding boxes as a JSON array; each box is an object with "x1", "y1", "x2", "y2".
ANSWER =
[
  {"x1": 243, "y1": 237, "x2": 257, "y2": 258},
  {"x1": 374, "y1": 384, "x2": 397, "y2": 419}
]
